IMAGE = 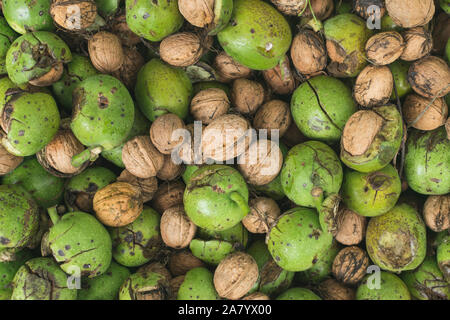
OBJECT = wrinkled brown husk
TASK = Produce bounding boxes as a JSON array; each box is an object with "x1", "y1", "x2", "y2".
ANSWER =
[{"x1": 408, "y1": 56, "x2": 450, "y2": 99}]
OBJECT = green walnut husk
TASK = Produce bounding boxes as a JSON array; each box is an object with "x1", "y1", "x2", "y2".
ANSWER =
[
  {"x1": 247, "y1": 239, "x2": 295, "y2": 297},
  {"x1": 356, "y1": 271, "x2": 411, "y2": 300},
  {"x1": 291, "y1": 75, "x2": 357, "y2": 143},
  {"x1": 46, "y1": 209, "x2": 112, "y2": 278},
  {"x1": 253, "y1": 174, "x2": 285, "y2": 201},
  {"x1": 182, "y1": 165, "x2": 201, "y2": 185},
  {"x1": 436, "y1": 235, "x2": 450, "y2": 282},
  {"x1": 135, "y1": 59, "x2": 193, "y2": 122},
  {"x1": 2, "y1": 0, "x2": 54, "y2": 34},
  {"x1": 0, "y1": 249, "x2": 34, "y2": 299},
  {"x1": 110, "y1": 207, "x2": 162, "y2": 268},
  {"x1": 125, "y1": 0, "x2": 183, "y2": 42},
  {"x1": 341, "y1": 164, "x2": 402, "y2": 217},
  {"x1": 440, "y1": 0, "x2": 450, "y2": 14},
  {"x1": 401, "y1": 255, "x2": 450, "y2": 300},
  {"x1": 366, "y1": 203, "x2": 427, "y2": 272},
  {"x1": 11, "y1": 257, "x2": 77, "y2": 300},
  {"x1": 0, "y1": 91, "x2": 60, "y2": 157},
  {"x1": 267, "y1": 207, "x2": 333, "y2": 272},
  {"x1": 276, "y1": 288, "x2": 321, "y2": 300},
  {"x1": 404, "y1": 127, "x2": 450, "y2": 195},
  {"x1": 324, "y1": 13, "x2": 373, "y2": 77},
  {"x1": 5, "y1": 31, "x2": 71, "y2": 85},
  {"x1": 52, "y1": 54, "x2": 99, "y2": 113},
  {"x1": 380, "y1": 14, "x2": 402, "y2": 32},
  {"x1": 78, "y1": 261, "x2": 131, "y2": 300},
  {"x1": 0, "y1": 185, "x2": 39, "y2": 256},
  {"x1": 389, "y1": 60, "x2": 412, "y2": 100},
  {"x1": 3, "y1": 157, "x2": 65, "y2": 208},
  {"x1": 64, "y1": 166, "x2": 116, "y2": 213},
  {"x1": 184, "y1": 164, "x2": 250, "y2": 231},
  {"x1": 0, "y1": 18, "x2": 18, "y2": 75},
  {"x1": 198, "y1": 222, "x2": 249, "y2": 248},
  {"x1": 119, "y1": 266, "x2": 171, "y2": 300},
  {"x1": 217, "y1": 0, "x2": 292, "y2": 70},
  {"x1": 189, "y1": 239, "x2": 234, "y2": 265},
  {"x1": 177, "y1": 267, "x2": 219, "y2": 300},
  {"x1": 340, "y1": 105, "x2": 403, "y2": 173},
  {"x1": 95, "y1": 0, "x2": 120, "y2": 17},
  {"x1": 207, "y1": 0, "x2": 234, "y2": 35},
  {"x1": 281, "y1": 141, "x2": 343, "y2": 208}
]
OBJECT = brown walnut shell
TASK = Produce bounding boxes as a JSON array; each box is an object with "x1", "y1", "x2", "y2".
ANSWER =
[
  {"x1": 403, "y1": 94, "x2": 448, "y2": 131},
  {"x1": 400, "y1": 27, "x2": 433, "y2": 62},
  {"x1": 262, "y1": 56, "x2": 296, "y2": 95},
  {"x1": 177, "y1": 123, "x2": 204, "y2": 165},
  {"x1": 231, "y1": 79, "x2": 265, "y2": 115},
  {"x1": 160, "y1": 32, "x2": 203, "y2": 67},
  {"x1": 353, "y1": 0, "x2": 385, "y2": 19},
  {"x1": 168, "y1": 250, "x2": 205, "y2": 276},
  {"x1": 169, "y1": 275, "x2": 185, "y2": 300},
  {"x1": 291, "y1": 29, "x2": 327, "y2": 75},
  {"x1": 253, "y1": 100, "x2": 291, "y2": 138},
  {"x1": 93, "y1": 182, "x2": 143, "y2": 227},
  {"x1": 50, "y1": 0, "x2": 97, "y2": 31},
  {"x1": 242, "y1": 197, "x2": 280, "y2": 234},
  {"x1": 213, "y1": 52, "x2": 252, "y2": 83},
  {"x1": 332, "y1": 246, "x2": 369, "y2": 286},
  {"x1": 88, "y1": 31, "x2": 124, "y2": 73},
  {"x1": 178, "y1": 0, "x2": 214, "y2": 28},
  {"x1": 157, "y1": 155, "x2": 184, "y2": 181},
  {"x1": 422, "y1": 195, "x2": 450, "y2": 232},
  {"x1": 408, "y1": 56, "x2": 450, "y2": 99},
  {"x1": 385, "y1": 0, "x2": 435, "y2": 28},
  {"x1": 151, "y1": 180, "x2": 185, "y2": 214},
  {"x1": 365, "y1": 31, "x2": 405, "y2": 66},
  {"x1": 354, "y1": 65, "x2": 393, "y2": 108},
  {"x1": 160, "y1": 205, "x2": 197, "y2": 249},
  {"x1": 150, "y1": 113, "x2": 186, "y2": 155},
  {"x1": 29, "y1": 62, "x2": 64, "y2": 87},
  {"x1": 111, "y1": 14, "x2": 141, "y2": 47},
  {"x1": 0, "y1": 144, "x2": 22, "y2": 175},
  {"x1": 214, "y1": 252, "x2": 259, "y2": 300},
  {"x1": 190, "y1": 88, "x2": 230, "y2": 125},
  {"x1": 281, "y1": 121, "x2": 308, "y2": 148},
  {"x1": 112, "y1": 47, "x2": 145, "y2": 91},
  {"x1": 117, "y1": 169, "x2": 158, "y2": 203},
  {"x1": 270, "y1": 0, "x2": 307, "y2": 15},
  {"x1": 242, "y1": 292, "x2": 270, "y2": 300},
  {"x1": 303, "y1": 0, "x2": 334, "y2": 20},
  {"x1": 122, "y1": 136, "x2": 164, "y2": 179},
  {"x1": 317, "y1": 278, "x2": 355, "y2": 300},
  {"x1": 334, "y1": 208, "x2": 367, "y2": 246}
]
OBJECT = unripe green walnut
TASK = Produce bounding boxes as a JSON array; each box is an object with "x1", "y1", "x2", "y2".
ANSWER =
[
  {"x1": 356, "y1": 271, "x2": 410, "y2": 300},
  {"x1": 0, "y1": 18, "x2": 18, "y2": 75},
  {"x1": 2, "y1": 0, "x2": 55, "y2": 34},
  {"x1": 177, "y1": 267, "x2": 219, "y2": 300}
]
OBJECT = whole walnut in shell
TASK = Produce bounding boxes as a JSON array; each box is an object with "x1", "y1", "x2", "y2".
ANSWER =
[
  {"x1": 242, "y1": 197, "x2": 280, "y2": 234},
  {"x1": 93, "y1": 182, "x2": 143, "y2": 227},
  {"x1": 385, "y1": 0, "x2": 435, "y2": 28},
  {"x1": 190, "y1": 88, "x2": 230, "y2": 124},
  {"x1": 177, "y1": 123, "x2": 204, "y2": 165},
  {"x1": 28, "y1": 62, "x2": 64, "y2": 87},
  {"x1": 122, "y1": 136, "x2": 164, "y2": 179},
  {"x1": 111, "y1": 14, "x2": 141, "y2": 47},
  {"x1": 317, "y1": 279, "x2": 355, "y2": 300},
  {"x1": 332, "y1": 246, "x2": 369, "y2": 286},
  {"x1": 303, "y1": 0, "x2": 334, "y2": 20},
  {"x1": 353, "y1": 0, "x2": 385, "y2": 19},
  {"x1": 290, "y1": 29, "x2": 327, "y2": 75},
  {"x1": 231, "y1": 79, "x2": 265, "y2": 115},
  {"x1": 88, "y1": 31, "x2": 124, "y2": 73},
  {"x1": 238, "y1": 139, "x2": 283, "y2": 186},
  {"x1": 253, "y1": 100, "x2": 291, "y2": 138},
  {"x1": 202, "y1": 114, "x2": 253, "y2": 162},
  {"x1": 400, "y1": 27, "x2": 433, "y2": 62},
  {"x1": 169, "y1": 250, "x2": 205, "y2": 276},
  {"x1": 160, "y1": 205, "x2": 197, "y2": 249},
  {"x1": 270, "y1": 0, "x2": 307, "y2": 15},
  {"x1": 403, "y1": 94, "x2": 448, "y2": 131},
  {"x1": 112, "y1": 47, "x2": 145, "y2": 90},
  {"x1": 50, "y1": 0, "x2": 97, "y2": 31},
  {"x1": 354, "y1": 65, "x2": 393, "y2": 108},
  {"x1": 262, "y1": 56, "x2": 296, "y2": 95},
  {"x1": 243, "y1": 292, "x2": 270, "y2": 300},
  {"x1": 408, "y1": 56, "x2": 450, "y2": 99},
  {"x1": 178, "y1": 0, "x2": 214, "y2": 27},
  {"x1": 0, "y1": 144, "x2": 22, "y2": 175},
  {"x1": 157, "y1": 155, "x2": 184, "y2": 181},
  {"x1": 160, "y1": 32, "x2": 204, "y2": 67},
  {"x1": 214, "y1": 252, "x2": 259, "y2": 300},
  {"x1": 365, "y1": 31, "x2": 405, "y2": 65},
  {"x1": 151, "y1": 180, "x2": 185, "y2": 214},
  {"x1": 213, "y1": 52, "x2": 252, "y2": 83},
  {"x1": 334, "y1": 208, "x2": 367, "y2": 246},
  {"x1": 423, "y1": 195, "x2": 449, "y2": 232},
  {"x1": 117, "y1": 169, "x2": 158, "y2": 203},
  {"x1": 150, "y1": 113, "x2": 186, "y2": 155}
]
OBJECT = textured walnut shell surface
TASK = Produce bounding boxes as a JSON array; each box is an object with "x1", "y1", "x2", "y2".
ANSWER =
[
  {"x1": 303, "y1": 0, "x2": 334, "y2": 20},
  {"x1": 88, "y1": 31, "x2": 124, "y2": 73},
  {"x1": 317, "y1": 279, "x2": 355, "y2": 300},
  {"x1": 238, "y1": 139, "x2": 283, "y2": 186},
  {"x1": 270, "y1": 0, "x2": 307, "y2": 15},
  {"x1": 242, "y1": 197, "x2": 281, "y2": 234},
  {"x1": 112, "y1": 47, "x2": 145, "y2": 90},
  {"x1": 160, "y1": 205, "x2": 197, "y2": 249},
  {"x1": 334, "y1": 209, "x2": 367, "y2": 246},
  {"x1": 423, "y1": 195, "x2": 450, "y2": 232},
  {"x1": 408, "y1": 56, "x2": 450, "y2": 99},
  {"x1": 342, "y1": 110, "x2": 384, "y2": 156},
  {"x1": 112, "y1": 14, "x2": 141, "y2": 47},
  {"x1": 385, "y1": 0, "x2": 434, "y2": 28},
  {"x1": 290, "y1": 29, "x2": 327, "y2": 75},
  {"x1": 253, "y1": 100, "x2": 291, "y2": 138},
  {"x1": 354, "y1": 65, "x2": 393, "y2": 108},
  {"x1": 242, "y1": 292, "x2": 270, "y2": 300},
  {"x1": 365, "y1": 31, "x2": 405, "y2": 66},
  {"x1": 169, "y1": 250, "x2": 205, "y2": 276},
  {"x1": 93, "y1": 182, "x2": 143, "y2": 227},
  {"x1": 0, "y1": 144, "x2": 22, "y2": 175},
  {"x1": 157, "y1": 155, "x2": 184, "y2": 181},
  {"x1": 353, "y1": 0, "x2": 385, "y2": 19},
  {"x1": 190, "y1": 88, "x2": 230, "y2": 124},
  {"x1": 231, "y1": 79, "x2": 265, "y2": 115},
  {"x1": 122, "y1": 136, "x2": 164, "y2": 179},
  {"x1": 50, "y1": 0, "x2": 97, "y2": 30},
  {"x1": 214, "y1": 252, "x2": 259, "y2": 300},
  {"x1": 400, "y1": 27, "x2": 433, "y2": 62},
  {"x1": 29, "y1": 62, "x2": 64, "y2": 87},
  {"x1": 213, "y1": 52, "x2": 252, "y2": 83},
  {"x1": 262, "y1": 56, "x2": 296, "y2": 95},
  {"x1": 178, "y1": 0, "x2": 214, "y2": 28},
  {"x1": 117, "y1": 169, "x2": 158, "y2": 203},
  {"x1": 202, "y1": 114, "x2": 252, "y2": 162},
  {"x1": 150, "y1": 113, "x2": 186, "y2": 155},
  {"x1": 177, "y1": 123, "x2": 204, "y2": 165},
  {"x1": 402, "y1": 94, "x2": 448, "y2": 131},
  {"x1": 169, "y1": 275, "x2": 185, "y2": 300},
  {"x1": 151, "y1": 181, "x2": 185, "y2": 214},
  {"x1": 332, "y1": 246, "x2": 369, "y2": 286},
  {"x1": 160, "y1": 32, "x2": 204, "y2": 67}
]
